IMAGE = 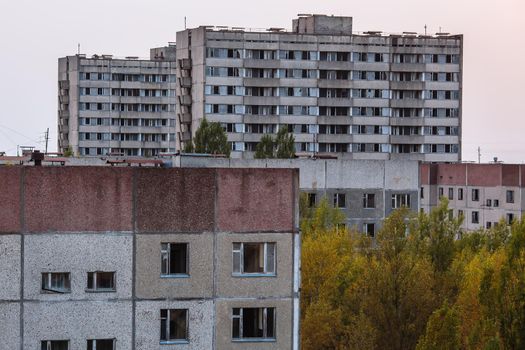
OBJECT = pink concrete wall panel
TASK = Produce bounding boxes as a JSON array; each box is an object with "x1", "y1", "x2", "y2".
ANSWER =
[
  {"x1": 466, "y1": 164, "x2": 502, "y2": 187},
  {"x1": 24, "y1": 167, "x2": 133, "y2": 232},
  {"x1": 0, "y1": 167, "x2": 21, "y2": 232},
  {"x1": 420, "y1": 164, "x2": 430, "y2": 185},
  {"x1": 436, "y1": 163, "x2": 466, "y2": 185},
  {"x1": 216, "y1": 168, "x2": 295, "y2": 232},
  {"x1": 502, "y1": 165, "x2": 520, "y2": 187},
  {"x1": 135, "y1": 168, "x2": 215, "y2": 232}
]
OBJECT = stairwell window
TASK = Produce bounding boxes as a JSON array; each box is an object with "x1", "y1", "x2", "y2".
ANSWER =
[
  {"x1": 233, "y1": 243, "x2": 275, "y2": 276},
  {"x1": 232, "y1": 307, "x2": 275, "y2": 341},
  {"x1": 160, "y1": 309, "x2": 188, "y2": 344},
  {"x1": 41, "y1": 273, "x2": 70, "y2": 294},
  {"x1": 161, "y1": 243, "x2": 189, "y2": 277}
]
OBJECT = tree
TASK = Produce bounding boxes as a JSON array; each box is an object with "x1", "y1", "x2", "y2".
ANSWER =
[
  {"x1": 186, "y1": 118, "x2": 230, "y2": 156},
  {"x1": 254, "y1": 134, "x2": 274, "y2": 159},
  {"x1": 63, "y1": 146, "x2": 74, "y2": 157},
  {"x1": 416, "y1": 301, "x2": 461, "y2": 350},
  {"x1": 275, "y1": 126, "x2": 295, "y2": 158}
]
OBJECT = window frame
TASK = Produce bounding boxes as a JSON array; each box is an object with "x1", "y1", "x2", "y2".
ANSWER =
[
  {"x1": 160, "y1": 309, "x2": 189, "y2": 344},
  {"x1": 41, "y1": 272, "x2": 71, "y2": 294},
  {"x1": 333, "y1": 193, "x2": 346, "y2": 208},
  {"x1": 472, "y1": 211, "x2": 479, "y2": 224},
  {"x1": 506, "y1": 190, "x2": 515, "y2": 203},
  {"x1": 41, "y1": 340, "x2": 70, "y2": 350},
  {"x1": 160, "y1": 242, "x2": 189, "y2": 278},
  {"x1": 232, "y1": 242, "x2": 276, "y2": 277},
  {"x1": 86, "y1": 271, "x2": 116, "y2": 293},
  {"x1": 86, "y1": 339, "x2": 116, "y2": 350},
  {"x1": 472, "y1": 189, "x2": 479, "y2": 201},
  {"x1": 363, "y1": 193, "x2": 376, "y2": 209},
  {"x1": 232, "y1": 307, "x2": 276, "y2": 342},
  {"x1": 458, "y1": 188, "x2": 464, "y2": 200},
  {"x1": 391, "y1": 193, "x2": 411, "y2": 209}
]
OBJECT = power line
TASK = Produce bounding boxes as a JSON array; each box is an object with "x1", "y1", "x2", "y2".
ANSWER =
[{"x1": 0, "y1": 124, "x2": 41, "y2": 144}]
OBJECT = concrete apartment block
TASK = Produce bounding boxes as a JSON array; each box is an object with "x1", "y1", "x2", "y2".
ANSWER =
[
  {"x1": 175, "y1": 14, "x2": 463, "y2": 162},
  {"x1": 175, "y1": 156, "x2": 420, "y2": 235},
  {"x1": 0, "y1": 165, "x2": 300, "y2": 350},
  {"x1": 58, "y1": 46, "x2": 177, "y2": 157},
  {"x1": 421, "y1": 163, "x2": 525, "y2": 230}
]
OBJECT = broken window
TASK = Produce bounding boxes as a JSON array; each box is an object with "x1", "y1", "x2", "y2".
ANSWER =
[
  {"x1": 363, "y1": 193, "x2": 375, "y2": 209},
  {"x1": 363, "y1": 223, "x2": 375, "y2": 237},
  {"x1": 161, "y1": 243, "x2": 188, "y2": 276},
  {"x1": 507, "y1": 213, "x2": 515, "y2": 225},
  {"x1": 333, "y1": 193, "x2": 346, "y2": 208},
  {"x1": 87, "y1": 339, "x2": 115, "y2": 350},
  {"x1": 233, "y1": 243, "x2": 275, "y2": 275},
  {"x1": 232, "y1": 307, "x2": 275, "y2": 340},
  {"x1": 41, "y1": 340, "x2": 69, "y2": 350},
  {"x1": 306, "y1": 193, "x2": 317, "y2": 208},
  {"x1": 472, "y1": 211, "x2": 479, "y2": 224},
  {"x1": 41, "y1": 273, "x2": 70, "y2": 293},
  {"x1": 391, "y1": 194, "x2": 411, "y2": 209},
  {"x1": 448, "y1": 188, "x2": 454, "y2": 200},
  {"x1": 472, "y1": 189, "x2": 479, "y2": 201},
  {"x1": 160, "y1": 309, "x2": 188, "y2": 343},
  {"x1": 458, "y1": 188, "x2": 464, "y2": 200},
  {"x1": 87, "y1": 272, "x2": 116, "y2": 292},
  {"x1": 506, "y1": 190, "x2": 514, "y2": 203}
]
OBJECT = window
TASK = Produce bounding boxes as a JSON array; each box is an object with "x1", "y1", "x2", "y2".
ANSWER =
[
  {"x1": 363, "y1": 193, "x2": 375, "y2": 209},
  {"x1": 458, "y1": 210, "x2": 464, "y2": 219},
  {"x1": 448, "y1": 209, "x2": 454, "y2": 220},
  {"x1": 392, "y1": 194, "x2": 411, "y2": 209},
  {"x1": 306, "y1": 193, "x2": 316, "y2": 208},
  {"x1": 448, "y1": 188, "x2": 454, "y2": 200},
  {"x1": 494, "y1": 199, "x2": 499, "y2": 207},
  {"x1": 420, "y1": 187, "x2": 424, "y2": 199},
  {"x1": 232, "y1": 307, "x2": 275, "y2": 340},
  {"x1": 438, "y1": 187, "x2": 444, "y2": 198},
  {"x1": 486, "y1": 222, "x2": 492, "y2": 229},
  {"x1": 506, "y1": 190, "x2": 515, "y2": 203},
  {"x1": 41, "y1": 273, "x2": 70, "y2": 293},
  {"x1": 87, "y1": 339, "x2": 115, "y2": 350},
  {"x1": 458, "y1": 188, "x2": 464, "y2": 200},
  {"x1": 41, "y1": 340, "x2": 69, "y2": 350},
  {"x1": 161, "y1": 243, "x2": 188, "y2": 276},
  {"x1": 486, "y1": 199, "x2": 492, "y2": 207},
  {"x1": 87, "y1": 272, "x2": 115, "y2": 292},
  {"x1": 507, "y1": 213, "x2": 515, "y2": 225},
  {"x1": 472, "y1": 189, "x2": 479, "y2": 201},
  {"x1": 233, "y1": 243, "x2": 275, "y2": 275},
  {"x1": 363, "y1": 223, "x2": 375, "y2": 237},
  {"x1": 333, "y1": 193, "x2": 346, "y2": 208},
  {"x1": 472, "y1": 211, "x2": 479, "y2": 224},
  {"x1": 160, "y1": 309, "x2": 188, "y2": 343}
]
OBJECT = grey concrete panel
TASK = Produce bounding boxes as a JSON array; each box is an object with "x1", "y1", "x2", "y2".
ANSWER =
[
  {"x1": 384, "y1": 160, "x2": 420, "y2": 190},
  {"x1": 135, "y1": 300, "x2": 213, "y2": 350},
  {"x1": 215, "y1": 299, "x2": 292, "y2": 350},
  {"x1": 135, "y1": 234, "x2": 214, "y2": 299},
  {"x1": 325, "y1": 160, "x2": 385, "y2": 189},
  {"x1": 0, "y1": 302, "x2": 20, "y2": 350},
  {"x1": 0, "y1": 235, "x2": 21, "y2": 300},
  {"x1": 216, "y1": 233, "x2": 293, "y2": 298},
  {"x1": 23, "y1": 301, "x2": 132, "y2": 349},
  {"x1": 23, "y1": 234, "x2": 133, "y2": 300}
]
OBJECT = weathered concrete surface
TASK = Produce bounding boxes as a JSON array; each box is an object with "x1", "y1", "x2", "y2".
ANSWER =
[
  {"x1": 0, "y1": 167, "x2": 21, "y2": 233},
  {"x1": 0, "y1": 235, "x2": 21, "y2": 300}
]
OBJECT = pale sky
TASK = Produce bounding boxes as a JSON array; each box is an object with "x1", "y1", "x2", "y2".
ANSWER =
[{"x1": 0, "y1": 0, "x2": 523, "y2": 162}]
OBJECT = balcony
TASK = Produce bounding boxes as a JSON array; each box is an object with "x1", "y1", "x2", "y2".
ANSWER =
[
  {"x1": 179, "y1": 58, "x2": 192, "y2": 70},
  {"x1": 179, "y1": 95, "x2": 192, "y2": 106},
  {"x1": 179, "y1": 77, "x2": 192, "y2": 88}
]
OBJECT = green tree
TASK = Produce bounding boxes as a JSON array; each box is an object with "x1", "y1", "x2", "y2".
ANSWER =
[
  {"x1": 254, "y1": 134, "x2": 274, "y2": 159},
  {"x1": 63, "y1": 146, "x2": 74, "y2": 157},
  {"x1": 416, "y1": 301, "x2": 461, "y2": 350},
  {"x1": 275, "y1": 126, "x2": 295, "y2": 158},
  {"x1": 186, "y1": 118, "x2": 230, "y2": 156}
]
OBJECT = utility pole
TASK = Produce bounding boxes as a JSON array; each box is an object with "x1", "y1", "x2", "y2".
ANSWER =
[
  {"x1": 424, "y1": 24, "x2": 427, "y2": 35},
  {"x1": 45, "y1": 128, "x2": 49, "y2": 154}
]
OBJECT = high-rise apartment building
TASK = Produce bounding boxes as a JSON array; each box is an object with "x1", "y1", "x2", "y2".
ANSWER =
[
  {"x1": 58, "y1": 45, "x2": 177, "y2": 157},
  {"x1": 175, "y1": 14, "x2": 463, "y2": 161}
]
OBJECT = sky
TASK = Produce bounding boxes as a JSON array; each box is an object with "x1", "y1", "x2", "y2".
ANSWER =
[{"x1": 0, "y1": 0, "x2": 523, "y2": 162}]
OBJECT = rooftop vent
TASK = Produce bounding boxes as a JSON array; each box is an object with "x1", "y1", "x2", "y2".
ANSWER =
[
  {"x1": 297, "y1": 13, "x2": 313, "y2": 17},
  {"x1": 436, "y1": 32, "x2": 450, "y2": 36},
  {"x1": 364, "y1": 31, "x2": 382, "y2": 35},
  {"x1": 267, "y1": 27, "x2": 285, "y2": 32},
  {"x1": 102, "y1": 54, "x2": 113, "y2": 59},
  {"x1": 125, "y1": 56, "x2": 139, "y2": 60}
]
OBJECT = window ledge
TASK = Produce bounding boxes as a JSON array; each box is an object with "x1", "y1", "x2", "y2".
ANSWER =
[
  {"x1": 85, "y1": 289, "x2": 116, "y2": 293},
  {"x1": 160, "y1": 340, "x2": 189, "y2": 345},
  {"x1": 160, "y1": 274, "x2": 190, "y2": 279},
  {"x1": 232, "y1": 338, "x2": 276, "y2": 343},
  {"x1": 232, "y1": 273, "x2": 277, "y2": 278}
]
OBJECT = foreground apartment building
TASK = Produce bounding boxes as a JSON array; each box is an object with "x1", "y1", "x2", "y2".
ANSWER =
[
  {"x1": 421, "y1": 162, "x2": 525, "y2": 230},
  {"x1": 0, "y1": 165, "x2": 300, "y2": 350},
  {"x1": 176, "y1": 14, "x2": 463, "y2": 161},
  {"x1": 58, "y1": 45, "x2": 177, "y2": 157},
  {"x1": 59, "y1": 14, "x2": 463, "y2": 162}
]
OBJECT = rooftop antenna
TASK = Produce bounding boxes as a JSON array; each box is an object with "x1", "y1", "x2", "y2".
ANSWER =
[
  {"x1": 184, "y1": 16, "x2": 187, "y2": 29},
  {"x1": 45, "y1": 128, "x2": 49, "y2": 154},
  {"x1": 439, "y1": 26, "x2": 442, "y2": 33},
  {"x1": 478, "y1": 146, "x2": 481, "y2": 164},
  {"x1": 78, "y1": 43, "x2": 80, "y2": 55},
  {"x1": 424, "y1": 24, "x2": 427, "y2": 35}
]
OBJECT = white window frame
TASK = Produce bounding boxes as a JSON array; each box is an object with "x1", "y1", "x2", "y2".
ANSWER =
[
  {"x1": 160, "y1": 309, "x2": 189, "y2": 344},
  {"x1": 160, "y1": 243, "x2": 189, "y2": 277},
  {"x1": 232, "y1": 307, "x2": 276, "y2": 341},
  {"x1": 86, "y1": 271, "x2": 116, "y2": 292},
  {"x1": 87, "y1": 339, "x2": 116, "y2": 350},
  {"x1": 391, "y1": 194, "x2": 411, "y2": 209},
  {"x1": 41, "y1": 272, "x2": 71, "y2": 294},
  {"x1": 41, "y1": 340, "x2": 70, "y2": 350},
  {"x1": 232, "y1": 242, "x2": 276, "y2": 276}
]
